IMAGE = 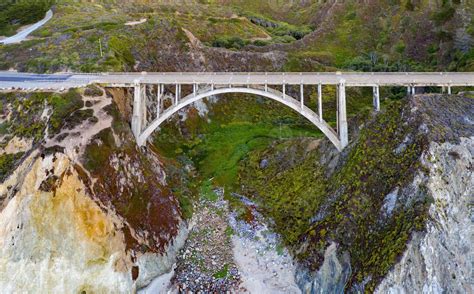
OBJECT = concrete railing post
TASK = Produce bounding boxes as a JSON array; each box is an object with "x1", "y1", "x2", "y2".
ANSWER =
[{"x1": 338, "y1": 80, "x2": 348, "y2": 149}]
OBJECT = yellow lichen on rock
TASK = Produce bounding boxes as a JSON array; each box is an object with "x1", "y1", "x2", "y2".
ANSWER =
[{"x1": 0, "y1": 153, "x2": 134, "y2": 293}]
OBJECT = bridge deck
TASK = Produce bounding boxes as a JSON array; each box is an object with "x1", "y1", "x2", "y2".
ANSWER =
[{"x1": 1, "y1": 72, "x2": 473, "y2": 90}]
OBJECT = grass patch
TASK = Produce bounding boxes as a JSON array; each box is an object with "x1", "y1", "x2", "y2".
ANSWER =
[
  {"x1": 213, "y1": 264, "x2": 229, "y2": 279},
  {"x1": 191, "y1": 121, "x2": 321, "y2": 191}
]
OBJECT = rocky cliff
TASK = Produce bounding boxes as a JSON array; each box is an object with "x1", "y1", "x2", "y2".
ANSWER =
[
  {"x1": 0, "y1": 87, "x2": 188, "y2": 292},
  {"x1": 291, "y1": 94, "x2": 474, "y2": 293}
]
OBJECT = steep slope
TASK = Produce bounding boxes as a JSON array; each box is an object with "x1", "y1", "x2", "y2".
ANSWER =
[
  {"x1": 237, "y1": 93, "x2": 473, "y2": 292},
  {"x1": 0, "y1": 87, "x2": 188, "y2": 291}
]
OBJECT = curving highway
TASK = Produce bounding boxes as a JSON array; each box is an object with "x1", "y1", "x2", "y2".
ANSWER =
[{"x1": 0, "y1": 10, "x2": 53, "y2": 45}]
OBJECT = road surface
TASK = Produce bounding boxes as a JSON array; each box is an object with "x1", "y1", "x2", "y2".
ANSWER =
[
  {"x1": 0, "y1": 71, "x2": 473, "y2": 90},
  {"x1": 0, "y1": 10, "x2": 53, "y2": 45}
]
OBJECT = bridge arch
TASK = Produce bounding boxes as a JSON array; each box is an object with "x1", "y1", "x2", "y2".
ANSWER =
[{"x1": 137, "y1": 86, "x2": 343, "y2": 150}]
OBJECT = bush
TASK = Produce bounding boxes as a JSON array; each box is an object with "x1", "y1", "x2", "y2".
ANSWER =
[
  {"x1": 84, "y1": 85, "x2": 103, "y2": 97},
  {"x1": 0, "y1": 152, "x2": 24, "y2": 181},
  {"x1": 211, "y1": 36, "x2": 248, "y2": 50},
  {"x1": 252, "y1": 39, "x2": 269, "y2": 46},
  {"x1": 432, "y1": 5, "x2": 456, "y2": 25},
  {"x1": 47, "y1": 89, "x2": 84, "y2": 134},
  {"x1": 108, "y1": 35, "x2": 135, "y2": 67}
]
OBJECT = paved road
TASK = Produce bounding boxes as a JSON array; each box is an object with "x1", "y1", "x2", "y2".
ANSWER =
[
  {"x1": 0, "y1": 71, "x2": 473, "y2": 90},
  {"x1": 0, "y1": 10, "x2": 53, "y2": 45}
]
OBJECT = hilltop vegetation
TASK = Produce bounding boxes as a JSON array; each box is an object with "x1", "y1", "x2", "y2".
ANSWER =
[{"x1": 0, "y1": 0, "x2": 471, "y2": 72}]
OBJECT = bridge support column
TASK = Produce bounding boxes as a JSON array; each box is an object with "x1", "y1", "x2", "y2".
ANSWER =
[
  {"x1": 411, "y1": 86, "x2": 416, "y2": 95},
  {"x1": 157, "y1": 84, "x2": 163, "y2": 118},
  {"x1": 338, "y1": 81, "x2": 348, "y2": 149},
  {"x1": 373, "y1": 85, "x2": 380, "y2": 111},
  {"x1": 448, "y1": 85, "x2": 452, "y2": 95},
  {"x1": 300, "y1": 84, "x2": 304, "y2": 109},
  {"x1": 175, "y1": 84, "x2": 181, "y2": 104},
  {"x1": 318, "y1": 83, "x2": 323, "y2": 122},
  {"x1": 132, "y1": 83, "x2": 146, "y2": 144}
]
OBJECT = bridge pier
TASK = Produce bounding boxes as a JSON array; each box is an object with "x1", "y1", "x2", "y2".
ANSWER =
[
  {"x1": 300, "y1": 84, "x2": 304, "y2": 109},
  {"x1": 318, "y1": 83, "x2": 323, "y2": 122},
  {"x1": 338, "y1": 81, "x2": 348, "y2": 149},
  {"x1": 132, "y1": 82, "x2": 146, "y2": 140},
  {"x1": 157, "y1": 84, "x2": 163, "y2": 117},
  {"x1": 373, "y1": 85, "x2": 380, "y2": 111}
]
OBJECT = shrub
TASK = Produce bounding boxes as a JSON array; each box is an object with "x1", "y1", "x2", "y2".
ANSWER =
[
  {"x1": 432, "y1": 5, "x2": 456, "y2": 25},
  {"x1": 211, "y1": 36, "x2": 248, "y2": 50},
  {"x1": 47, "y1": 89, "x2": 83, "y2": 134},
  {"x1": 84, "y1": 85, "x2": 103, "y2": 97},
  {"x1": 108, "y1": 35, "x2": 135, "y2": 67},
  {"x1": 0, "y1": 152, "x2": 24, "y2": 181}
]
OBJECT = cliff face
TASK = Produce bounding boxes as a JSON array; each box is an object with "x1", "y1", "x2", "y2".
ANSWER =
[
  {"x1": 376, "y1": 137, "x2": 473, "y2": 293},
  {"x1": 0, "y1": 88, "x2": 187, "y2": 292},
  {"x1": 0, "y1": 152, "x2": 132, "y2": 292},
  {"x1": 233, "y1": 92, "x2": 473, "y2": 293},
  {"x1": 375, "y1": 93, "x2": 474, "y2": 292}
]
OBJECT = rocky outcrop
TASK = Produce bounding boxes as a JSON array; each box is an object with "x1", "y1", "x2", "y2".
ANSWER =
[
  {"x1": 0, "y1": 88, "x2": 190, "y2": 292},
  {"x1": 293, "y1": 94, "x2": 473, "y2": 293},
  {"x1": 296, "y1": 243, "x2": 351, "y2": 294},
  {"x1": 376, "y1": 137, "x2": 473, "y2": 293},
  {"x1": 0, "y1": 152, "x2": 133, "y2": 292}
]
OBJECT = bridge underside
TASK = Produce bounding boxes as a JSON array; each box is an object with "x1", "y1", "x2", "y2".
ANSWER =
[{"x1": 129, "y1": 81, "x2": 357, "y2": 151}]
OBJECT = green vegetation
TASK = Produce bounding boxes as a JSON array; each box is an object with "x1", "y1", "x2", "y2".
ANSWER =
[
  {"x1": 84, "y1": 84, "x2": 103, "y2": 97},
  {"x1": 211, "y1": 36, "x2": 248, "y2": 50},
  {"x1": 0, "y1": 92, "x2": 48, "y2": 142},
  {"x1": 200, "y1": 179, "x2": 218, "y2": 201},
  {"x1": 0, "y1": 0, "x2": 54, "y2": 36},
  {"x1": 239, "y1": 100, "x2": 430, "y2": 291},
  {"x1": 153, "y1": 94, "x2": 322, "y2": 199},
  {"x1": 108, "y1": 35, "x2": 135, "y2": 68},
  {"x1": 0, "y1": 152, "x2": 24, "y2": 181},
  {"x1": 47, "y1": 89, "x2": 84, "y2": 135},
  {"x1": 213, "y1": 264, "x2": 229, "y2": 278},
  {"x1": 246, "y1": 13, "x2": 313, "y2": 40}
]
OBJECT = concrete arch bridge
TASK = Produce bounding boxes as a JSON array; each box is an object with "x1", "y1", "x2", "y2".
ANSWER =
[
  {"x1": 0, "y1": 71, "x2": 473, "y2": 151},
  {"x1": 131, "y1": 82, "x2": 349, "y2": 151}
]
